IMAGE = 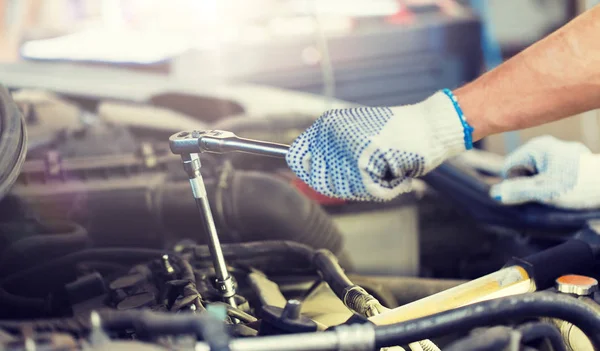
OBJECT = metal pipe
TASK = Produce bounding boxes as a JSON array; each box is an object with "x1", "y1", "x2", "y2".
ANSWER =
[
  {"x1": 195, "y1": 324, "x2": 375, "y2": 351},
  {"x1": 196, "y1": 333, "x2": 339, "y2": 351}
]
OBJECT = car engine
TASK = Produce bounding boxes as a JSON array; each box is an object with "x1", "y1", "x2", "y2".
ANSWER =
[{"x1": 2, "y1": 81, "x2": 600, "y2": 351}]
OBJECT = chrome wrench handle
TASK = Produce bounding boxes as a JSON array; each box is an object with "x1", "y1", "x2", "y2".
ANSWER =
[{"x1": 170, "y1": 130, "x2": 289, "y2": 158}]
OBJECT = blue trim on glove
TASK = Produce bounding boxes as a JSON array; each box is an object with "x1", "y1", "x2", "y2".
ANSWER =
[{"x1": 442, "y1": 89, "x2": 474, "y2": 150}]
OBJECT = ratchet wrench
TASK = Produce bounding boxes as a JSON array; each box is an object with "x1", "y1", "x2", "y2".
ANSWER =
[
  {"x1": 170, "y1": 130, "x2": 289, "y2": 158},
  {"x1": 169, "y1": 130, "x2": 290, "y2": 309}
]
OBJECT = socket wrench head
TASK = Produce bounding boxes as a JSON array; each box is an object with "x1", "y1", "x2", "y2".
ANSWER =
[{"x1": 170, "y1": 130, "x2": 236, "y2": 155}]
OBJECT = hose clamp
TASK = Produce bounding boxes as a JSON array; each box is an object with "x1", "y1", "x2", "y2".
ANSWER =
[{"x1": 336, "y1": 324, "x2": 375, "y2": 351}]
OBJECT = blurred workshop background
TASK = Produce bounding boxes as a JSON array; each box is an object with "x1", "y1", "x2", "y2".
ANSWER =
[{"x1": 1, "y1": 0, "x2": 598, "y2": 154}]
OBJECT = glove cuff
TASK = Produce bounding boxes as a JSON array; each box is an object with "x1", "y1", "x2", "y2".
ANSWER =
[{"x1": 421, "y1": 90, "x2": 474, "y2": 166}]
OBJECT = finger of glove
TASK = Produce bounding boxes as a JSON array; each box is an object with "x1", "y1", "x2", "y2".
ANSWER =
[
  {"x1": 489, "y1": 176, "x2": 548, "y2": 205},
  {"x1": 500, "y1": 146, "x2": 541, "y2": 178},
  {"x1": 363, "y1": 175, "x2": 413, "y2": 201},
  {"x1": 357, "y1": 146, "x2": 413, "y2": 200}
]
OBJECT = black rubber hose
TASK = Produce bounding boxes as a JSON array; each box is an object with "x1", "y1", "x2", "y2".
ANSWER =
[
  {"x1": 222, "y1": 171, "x2": 343, "y2": 254},
  {"x1": 0, "y1": 85, "x2": 27, "y2": 201},
  {"x1": 101, "y1": 309, "x2": 231, "y2": 349},
  {"x1": 313, "y1": 249, "x2": 383, "y2": 315},
  {"x1": 0, "y1": 221, "x2": 89, "y2": 277},
  {"x1": 0, "y1": 286, "x2": 47, "y2": 319},
  {"x1": 518, "y1": 322, "x2": 567, "y2": 351},
  {"x1": 514, "y1": 238, "x2": 596, "y2": 290},
  {"x1": 374, "y1": 292, "x2": 600, "y2": 349},
  {"x1": 1, "y1": 248, "x2": 165, "y2": 295},
  {"x1": 163, "y1": 171, "x2": 343, "y2": 254},
  {"x1": 192, "y1": 241, "x2": 315, "y2": 274},
  {"x1": 312, "y1": 250, "x2": 353, "y2": 298},
  {"x1": 0, "y1": 288, "x2": 45, "y2": 310},
  {"x1": 444, "y1": 326, "x2": 513, "y2": 351}
]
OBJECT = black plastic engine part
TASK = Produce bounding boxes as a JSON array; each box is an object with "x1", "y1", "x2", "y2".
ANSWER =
[
  {"x1": 444, "y1": 326, "x2": 513, "y2": 351},
  {"x1": 518, "y1": 322, "x2": 567, "y2": 351},
  {"x1": 259, "y1": 301, "x2": 317, "y2": 335},
  {"x1": 0, "y1": 221, "x2": 89, "y2": 277},
  {"x1": 0, "y1": 85, "x2": 27, "y2": 201},
  {"x1": 65, "y1": 272, "x2": 106, "y2": 306}
]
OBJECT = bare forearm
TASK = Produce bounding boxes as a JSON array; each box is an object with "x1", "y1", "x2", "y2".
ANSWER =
[{"x1": 454, "y1": 5, "x2": 600, "y2": 141}]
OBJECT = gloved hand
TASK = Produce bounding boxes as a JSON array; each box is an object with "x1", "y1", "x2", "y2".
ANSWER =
[
  {"x1": 490, "y1": 136, "x2": 600, "y2": 209},
  {"x1": 286, "y1": 90, "x2": 474, "y2": 201}
]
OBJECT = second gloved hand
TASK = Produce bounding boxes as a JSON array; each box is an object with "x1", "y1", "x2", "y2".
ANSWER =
[
  {"x1": 490, "y1": 136, "x2": 600, "y2": 209},
  {"x1": 286, "y1": 90, "x2": 473, "y2": 201}
]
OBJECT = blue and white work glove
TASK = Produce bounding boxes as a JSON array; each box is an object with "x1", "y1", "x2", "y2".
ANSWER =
[
  {"x1": 490, "y1": 136, "x2": 600, "y2": 209},
  {"x1": 286, "y1": 90, "x2": 474, "y2": 201}
]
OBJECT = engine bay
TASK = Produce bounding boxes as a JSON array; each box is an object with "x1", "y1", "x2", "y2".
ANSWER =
[{"x1": 2, "y1": 79, "x2": 600, "y2": 351}]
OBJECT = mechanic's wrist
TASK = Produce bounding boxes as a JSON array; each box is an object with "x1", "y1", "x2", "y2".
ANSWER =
[
  {"x1": 440, "y1": 89, "x2": 474, "y2": 151},
  {"x1": 453, "y1": 85, "x2": 490, "y2": 142},
  {"x1": 414, "y1": 90, "x2": 475, "y2": 161}
]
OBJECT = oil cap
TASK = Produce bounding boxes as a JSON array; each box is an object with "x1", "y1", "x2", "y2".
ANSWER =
[{"x1": 556, "y1": 275, "x2": 598, "y2": 296}]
